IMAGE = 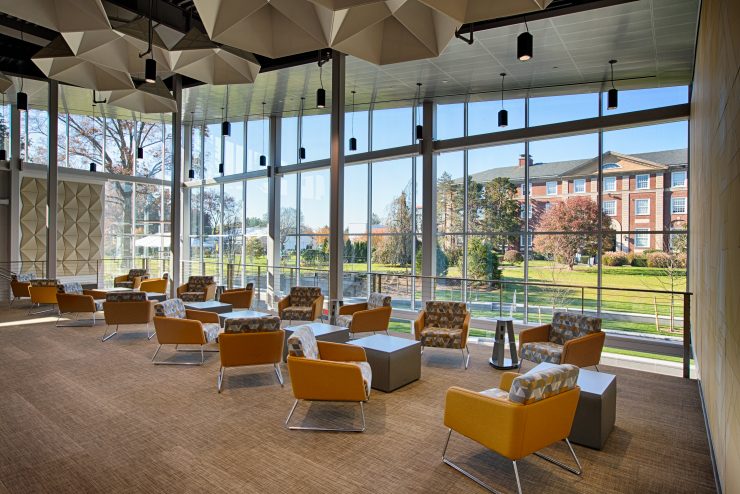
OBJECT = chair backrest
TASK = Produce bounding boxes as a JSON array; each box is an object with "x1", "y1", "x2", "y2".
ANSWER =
[
  {"x1": 286, "y1": 325, "x2": 319, "y2": 359},
  {"x1": 58, "y1": 282, "x2": 83, "y2": 294},
  {"x1": 225, "y1": 315, "x2": 281, "y2": 334},
  {"x1": 162, "y1": 272, "x2": 169, "y2": 280},
  {"x1": 549, "y1": 312, "x2": 602, "y2": 345},
  {"x1": 154, "y1": 298, "x2": 186, "y2": 319},
  {"x1": 509, "y1": 364, "x2": 580, "y2": 405},
  {"x1": 289, "y1": 286, "x2": 322, "y2": 307},
  {"x1": 30, "y1": 279, "x2": 59, "y2": 287},
  {"x1": 106, "y1": 291, "x2": 147, "y2": 302},
  {"x1": 187, "y1": 275, "x2": 214, "y2": 291},
  {"x1": 128, "y1": 268, "x2": 148, "y2": 281},
  {"x1": 424, "y1": 301, "x2": 468, "y2": 329},
  {"x1": 368, "y1": 292, "x2": 392, "y2": 309},
  {"x1": 245, "y1": 282, "x2": 254, "y2": 290}
]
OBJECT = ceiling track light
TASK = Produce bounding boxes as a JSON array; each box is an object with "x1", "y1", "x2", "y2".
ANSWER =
[
  {"x1": 607, "y1": 59, "x2": 619, "y2": 110},
  {"x1": 349, "y1": 90, "x2": 357, "y2": 151},
  {"x1": 517, "y1": 16, "x2": 533, "y2": 61},
  {"x1": 414, "y1": 82, "x2": 423, "y2": 141},
  {"x1": 140, "y1": 0, "x2": 156, "y2": 83},
  {"x1": 498, "y1": 72, "x2": 508, "y2": 128},
  {"x1": 259, "y1": 101, "x2": 267, "y2": 167}
]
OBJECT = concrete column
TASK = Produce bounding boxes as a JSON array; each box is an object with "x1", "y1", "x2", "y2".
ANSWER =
[
  {"x1": 421, "y1": 99, "x2": 435, "y2": 303},
  {"x1": 267, "y1": 115, "x2": 281, "y2": 308},
  {"x1": 328, "y1": 51, "x2": 346, "y2": 321},
  {"x1": 46, "y1": 81, "x2": 58, "y2": 279},
  {"x1": 170, "y1": 75, "x2": 183, "y2": 298}
]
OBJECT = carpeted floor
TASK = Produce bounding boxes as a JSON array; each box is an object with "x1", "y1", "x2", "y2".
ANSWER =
[{"x1": 0, "y1": 305, "x2": 716, "y2": 493}]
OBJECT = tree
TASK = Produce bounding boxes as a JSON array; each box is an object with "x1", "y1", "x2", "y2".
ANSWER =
[
  {"x1": 374, "y1": 191, "x2": 413, "y2": 266},
  {"x1": 479, "y1": 177, "x2": 521, "y2": 242},
  {"x1": 533, "y1": 196, "x2": 614, "y2": 270},
  {"x1": 467, "y1": 237, "x2": 501, "y2": 281},
  {"x1": 415, "y1": 243, "x2": 449, "y2": 277},
  {"x1": 244, "y1": 236, "x2": 265, "y2": 262},
  {"x1": 279, "y1": 207, "x2": 304, "y2": 250}
]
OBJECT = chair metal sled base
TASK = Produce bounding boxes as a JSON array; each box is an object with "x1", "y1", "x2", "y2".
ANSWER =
[
  {"x1": 285, "y1": 399, "x2": 366, "y2": 432},
  {"x1": 217, "y1": 364, "x2": 284, "y2": 393},
  {"x1": 421, "y1": 345, "x2": 471, "y2": 369},
  {"x1": 442, "y1": 429, "x2": 582, "y2": 494},
  {"x1": 102, "y1": 324, "x2": 155, "y2": 342},
  {"x1": 151, "y1": 344, "x2": 206, "y2": 365},
  {"x1": 56, "y1": 313, "x2": 98, "y2": 327}
]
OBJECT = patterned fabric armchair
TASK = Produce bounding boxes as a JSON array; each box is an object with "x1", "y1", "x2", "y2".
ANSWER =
[
  {"x1": 113, "y1": 269, "x2": 149, "y2": 289},
  {"x1": 56, "y1": 281, "x2": 103, "y2": 327},
  {"x1": 278, "y1": 286, "x2": 324, "y2": 322},
  {"x1": 176, "y1": 276, "x2": 217, "y2": 302},
  {"x1": 285, "y1": 325, "x2": 371, "y2": 432},
  {"x1": 519, "y1": 312, "x2": 605, "y2": 369},
  {"x1": 414, "y1": 301, "x2": 471, "y2": 369},
  {"x1": 151, "y1": 298, "x2": 221, "y2": 365},
  {"x1": 10, "y1": 273, "x2": 34, "y2": 305},
  {"x1": 219, "y1": 283, "x2": 254, "y2": 309},
  {"x1": 443, "y1": 364, "x2": 582, "y2": 493},
  {"x1": 217, "y1": 315, "x2": 285, "y2": 392},
  {"x1": 102, "y1": 291, "x2": 156, "y2": 341},
  {"x1": 337, "y1": 292, "x2": 392, "y2": 336},
  {"x1": 28, "y1": 279, "x2": 61, "y2": 314}
]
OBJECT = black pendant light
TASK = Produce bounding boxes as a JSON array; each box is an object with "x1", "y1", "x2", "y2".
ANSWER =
[
  {"x1": 0, "y1": 150, "x2": 5, "y2": 161},
  {"x1": 316, "y1": 52, "x2": 326, "y2": 109},
  {"x1": 188, "y1": 112, "x2": 195, "y2": 179},
  {"x1": 218, "y1": 163, "x2": 224, "y2": 174},
  {"x1": 349, "y1": 90, "x2": 357, "y2": 151},
  {"x1": 221, "y1": 120, "x2": 231, "y2": 136},
  {"x1": 221, "y1": 92, "x2": 231, "y2": 137},
  {"x1": 517, "y1": 17, "x2": 533, "y2": 61},
  {"x1": 16, "y1": 32, "x2": 28, "y2": 111},
  {"x1": 135, "y1": 113, "x2": 144, "y2": 160},
  {"x1": 259, "y1": 102, "x2": 267, "y2": 166},
  {"x1": 90, "y1": 100, "x2": 97, "y2": 171},
  {"x1": 498, "y1": 73, "x2": 508, "y2": 128},
  {"x1": 140, "y1": 0, "x2": 156, "y2": 83},
  {"x1": 414, "y1": 83, "x2": 423, "y2": 140},
  {"x1": 299, "y1": 97, "x2": 306, "y2": 160},
  {"x1": 188, "y1": 168, "x2": 195, "y2": 179},
  {"x1": 89, "y1": 162, "x2": 97, "y2": 172},
  {"x1": 607, "y1": 59, "x2": 619, "y2": 110}
]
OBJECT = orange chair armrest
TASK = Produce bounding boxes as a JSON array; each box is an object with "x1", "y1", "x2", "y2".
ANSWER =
[
  {"x1": 204, "y1": 283, "x2": 217, "y2": 301},
  {"x1": 461, "y1": 312, "x2": 471, "y2": 346},
  {"x1": 339, "y1": 302, "x2": 368, "y2": 315},
  {"x1": 413, "y1": 310, "x2": 426, "y2": 340},
  {"x1": 518, "y1": 324, "x2": 551, "y2": 347},
  {"x1": 287, "y1": 357, "x2": 367, "y2": 402},
  {"x1": 349, "y1": 306, "x2": 392, "y2": 333},
  {"x1": 498, "y1": 372, "x2": 520, "y2": 392},
  {"x1": 185, "y1": 309, "x2": 220, "y2": 324},
  {"x1": 312, "y1": 295, "x2": 325, "y2": 320},
  {"x1": 176, "y1": 283, "x2": 188, "y2": 296},
  {"x1": 561, "y1": 331, "x2": 606, "y2": 368},
  {"x1": 277, "y1": 296, "x2": 291, "y2": 313},
  {"x1": 317, "y1": 341, "x2": 367, "y2": 362},
  {"x1": 113, "y1": 275, "x2": 128, "y2": 283},
  {"x1": 153, "y1": 316, "x2": 206, "y2": 345},
  {"x1": 57, "y1": 293, "x2": 96, "y2": 313}
]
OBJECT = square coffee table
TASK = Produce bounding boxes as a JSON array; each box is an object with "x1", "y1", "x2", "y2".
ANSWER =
[
  {"x1": 350, "y1": 334, "x2": 421, "y2": 393},
  {"x1": 183, "y1": 300, "x2": 233, "y2": 314},
  {"x1": 283, "y1": 322, "x2": 349, "y2": 361},
  {"x1": 219, "y1": 309, "x2": 271, "y2": 327},
  {"x1": 532, "y1": 362, "x2": 616, "y2": 449}
]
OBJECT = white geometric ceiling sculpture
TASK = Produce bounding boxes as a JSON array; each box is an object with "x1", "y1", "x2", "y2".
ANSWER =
[
  {"x1": 308, "y1": 0, "x2": 385, "y2": 9},
  {"x1": 418, "y1": 0, "x2": 553, "y2": 23},
  {"x1": 0, "y1": 0, "x2": 110, "y2": 32},
  {"x1": 193, "y1": 0, "x2": 333, "y2": 59},
  {"x1": 329, "y1": 0, "x2": 458, "y2": 65},
  {"x1": 32, "y1": 37, "x2": 135, "y2": 91},
  {"x1": 106, "y1": 78, "x2": 177, "y2": 114},
  {"x1": 170, "y1": 30, "x2": 261, "y2": 85},
  {"x1": 0, "y1": 73, "x2": 12, "y2": 94}
]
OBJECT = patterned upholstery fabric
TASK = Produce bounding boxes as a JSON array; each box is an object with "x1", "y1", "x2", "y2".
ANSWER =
[
  {"x1": 154, "y1": 298, "x2": 186, "y2": 319},
  {"x1": 203, "y1": 323, "x2": 221, "y2": 343},
  {"x1": 31, "y1": 279, "x2": 60, "y2": 287},
  {"x1": 282, "y1": 306, "x2": 314, "y2": 321},
  {"x1": 58, "y1": 282, "x2": 83, "y2": 294},
  {"x1": 224, "y1": 316, "x2": 281, "y2": 334},
  {"x1": 479, "y1": 388, "x2": 511, "y2": 401},
  {"x1": 420, "y1": 327, "x2": 464, "y2": 349},
  {"x1": 367, "y1": 292, "x2": 391, "y2": 309},
  {"x1": 549, "y1": 312, "x2": 602, "y2": 345},
  {"x1": 115, "y1": 281, "x2": 135, "y2": 288},
  {"x1": 181, "y1": 291, "x2": 206, "y2": 302},
  {"x1": 424, "y1": 301, "x2": 468, "y2": 330},
  {"x1": 350, "y1": 361, "x2": 372, "y2": 398},
  {"x1": 508, "y1": 364, "x2": 579, "y2": 405},
  {"x1": 106, "y1": 291, "x2": 147, "y2": 302},
  {"x1": 286, "y1": 325, "x2": 320, "y2": 360},
  {"x1": 187, "y1": 276, "x2": 214, "y2": 292},
  {"x1": 520, "y1": 341, "x2": 564, "y2": 364},
  {"x1": 13, "y1": 272, "x2": 35, "y2": 282},
  {"x1": 289, "y1": 286, "x2": 322, "y2": 307},
  {"x1": 336, "y1": 314, "x2": 354, "y2": 328},
  {"x1": 128, "y1": 269, "x2": 148, "y2": 281}
]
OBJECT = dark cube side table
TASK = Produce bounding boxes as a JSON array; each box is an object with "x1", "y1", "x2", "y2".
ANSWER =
[{"x1": 350, "y1": 334, "x2": 421, "y2": 393}]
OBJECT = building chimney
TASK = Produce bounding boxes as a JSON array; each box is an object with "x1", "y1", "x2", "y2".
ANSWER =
[{"x1": 518, "y1": 154, "x2": 533, "y2": 167}]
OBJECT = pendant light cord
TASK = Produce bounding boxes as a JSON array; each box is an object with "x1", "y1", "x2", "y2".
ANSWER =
[
  {"x1": 351, "y1": 91, "x2": 356, "y2": 137},
  {"x1": 500, "y1": 73, "x2": 505, "y2": 109},
  {"x1": 524, "y1": 15, "x2": 529, "y2": 33},
  {"x1": 610, "y1": 61, "x2": 615, "y2": 89},
  {"x1": 262, "y1": 102, "x2": 266, "y2": 154}
]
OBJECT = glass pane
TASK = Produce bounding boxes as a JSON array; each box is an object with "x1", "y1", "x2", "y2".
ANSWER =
[
  {"x1": 105, "y1": 181, "x2": 133, "y2": 258},
  {"x1": 344, "y1": 163, "x2": 368, "y2": 235},
  {"x1": 468, "y1": 97, "x2": 525, "y2": 135},
  {"x1": 191, "y1": 124, "x2": 203, "y2": 179},
  {"x1": 602, "y1": 85, "x2": 688, "y2": 114},
  {"x1": 300, "y1": 234, "x2": 329, "y2": 268},
  {"x1": 189, "y1": 187, "x2": 201, "y2": 236},
  {"x1": 371, "y1": 234, "x2": 414, "y2": 273},
  {"x1": 224, "y1": 120, "x2": 245, "y2": 174},
  {"x1": 345, "y1": 107, "x2": 369, "y2": 155},
  {"x1": 57, "y1": 114, "x2": 67, "y2": 168},
  {"x1": 202, "y1": 184, "x2": 221, "y2": 236},
  {"x1": 134, "y1": 184, "x2": 162, "y2": 235},
  {"x1": 300, "y1": 168, "x2": 330, "y2": 234},
  {"x1": 0, "y1": 102, "x2": 10, "y2": 156},
  {"x1": 436, "y1": 151, "x2": 464, "y2": 234},
  {"x1": 372, "y1": 106, "x2": 412, "y2": 150},
  {"x1": 247, "y1": 117, "x2": 269, "y2": 171},
  {"x1": 280, "y1": 114, "x2": 298, "y2": 166},
  {"x1": 301, "y1": 113, "x2": 330, "y2": 161},
  {"x1": 68, "y1": 113, "x2": 101, "y2": 170},
  {"x1": 436, "y1": 102, "x2": 464, "y2": 140},
  {"x1": 280, "y1": 174, "x2": 298, "y2": 254},
  {"x1": 203, "y1": 122, "x2": 221, "y2": 178},
  {"x1": 163, "y1": 123, "x2": 173, "y2": 180},
  {"x1": 26, "y1": 108, "x2": 49, "y2": 165},
  {"x1": 245, "y1": 178, "x2": 268, "y2": 267},
  {"x1": 105, "y1": 118, "x2": 136, "y2": 175},
  {"x1": 529, "y1": 92, "x2": 599, "y2": 126},
  {"x1": 223, "y1": 182, "x2": 244, "y2": 264},
  {"x1": 137, "y1": 121, "x2": 164, "y2": 179},
  {"x1": 371, "y1": 158, "x2": 413, "y2": 229}
]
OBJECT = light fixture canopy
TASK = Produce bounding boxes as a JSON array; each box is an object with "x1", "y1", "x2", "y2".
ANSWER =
[
  {"x1": 607, "y1": 59, "x2": 618, "y2": 110},
  {"x1": 517, "y1": 18, "x2": 533, "y2": 61},
  {"x1": 498, "y1": 72, "x2": 508, "y2": 128},
  {"x1": 144, "y1": 58, "x2": 156, "y2": 83},
  {"x1": 17, "y1": 92, "x2": 28, "y2": 111}
]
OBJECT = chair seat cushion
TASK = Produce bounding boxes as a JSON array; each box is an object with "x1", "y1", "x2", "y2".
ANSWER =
[
  {"x1": 336, "y1": 314, "x2": 353, "y2": 328},
  {"x1": 181, "y1": 292, "x2": 205, "y2": 302},
  {"x1": 420, "y1": 327, "x2": 463, "y2": 349},
  {"x1": 350, "y1": 361, "x2": 372, "y2": 398},
  {"x1": 480, "y1": 388, "x2": 511, "y2": 402},
  {"x1": 114, "y1": 281, "x2": 134, "y2": 288},
  {"x1": 282, "y1": 306, "x2": 314, "y2": 321},
  {"x1": 520, "y1": 341, "x2": 564, "y2": 364},
  {"x1": 203, "y1": 323, "x2": 221, "y2": 343}
]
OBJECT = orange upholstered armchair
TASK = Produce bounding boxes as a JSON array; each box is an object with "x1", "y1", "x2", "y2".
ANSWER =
[
  {"x1": 113, "y1": 268, "x2": 149, "y2": 289},
  {"x1": 219, "y1": 283, "x2": 254, "y2": 309},
  {"x1": 151, "y1": 298, "x2": 221, "y2": 365},
  {"x1": 519, "y1": 312, "x2": 605, "y2": 370},
  {"x1": 28, "y1": 279, "x2": 60, "y2": 315},
  {"x1": 56, "y1": 282, "x2": 103, "y2": 327},
  {"x1": 10, "y1": 273, "x2": 33, "y2": 305},
  {"x1": 102, "y1": 291, "x2": 156, "y2": 342},
  {"x1": 218, "y1": 315, "x2": 285, "y2": 392},
  {"x1": 139, "y1": 273, "x2": 168, "y2": 294},
  {"x1": 442, "y1": 364, "x2": 582, "y2": 493},
  {"x1": 337, "y1": 292, "x2": 392, "y2": 337},
  {"x1": 278, "y1": 286, "x2": 324, "y2": 322},
  {"x1": 414, "y1": 301, "x2": 471, "y2": 369},
  {"x1": 176, "y1": 275, "x2": 217, "y2": 302},
  {"x1": 285, "y1": 325, "x2": 371, "y2": 432}
]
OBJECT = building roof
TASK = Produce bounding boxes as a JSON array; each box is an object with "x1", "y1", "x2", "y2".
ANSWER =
[{"x1": 463, "y1": 148, "x2": 687, "y2": 184}]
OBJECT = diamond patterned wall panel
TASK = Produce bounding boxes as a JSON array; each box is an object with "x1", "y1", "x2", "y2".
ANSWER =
[{"x1": 19, "y1": 177, "x2": 48, "y2": 267}]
